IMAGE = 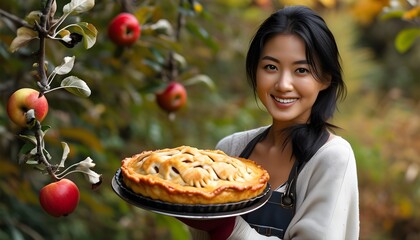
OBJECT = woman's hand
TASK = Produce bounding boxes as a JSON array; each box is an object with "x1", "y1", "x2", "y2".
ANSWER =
[{"x1": 177, "y1": 217, "x2": 236, "y2": 240}]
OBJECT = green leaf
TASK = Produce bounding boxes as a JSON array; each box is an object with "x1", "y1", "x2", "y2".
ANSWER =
[
  {"x1": 43, "y1": 148, "x2": 52, "y2": 161},
  {"x1": 63, "y1": 0, "x2": 95, "y2": 15},
  {"x1": 54, "y1": 56, "x2": 75, "y2": 75},
  {"x1": 66, "y1": 22, "x2": 98, "y2": 49},
  {"x1": 185, "y1": 22, "x2": 218, "y2": 51},
  {"x1": 9, "y1": 27, "x2": 38, "y2": 53},
  {"x1": 61, "y1": 76, "x2": 91, "y2": 97},
  {"x1": 58, "y1": 142, "x2": 70, "y2": 168},
  {"x1": 395, "y1": 28, "x2": 420, "y2": 53},
  {"x1": 183, "y1": 74, "x2": 216, "y2": 91},
  {"x1": 18, "y1": 134, "x2": 37, "y2": 145},
  {"x1": 18, "y1": 146, "x2": 36, "y2": 164},
  {"x1": 135, "y1": 6, "x2": 155, "y2": 25},
  {"x1": 379, "y1": 10, "x2": 404, "y2": 21}
]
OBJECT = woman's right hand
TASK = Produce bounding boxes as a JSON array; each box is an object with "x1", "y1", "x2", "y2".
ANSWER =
[{"x1": 176, "y1": 217, "x2": 236, "y2": 240}]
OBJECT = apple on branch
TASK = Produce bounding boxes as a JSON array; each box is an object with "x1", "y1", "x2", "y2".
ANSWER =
[
  {"x1": 39, "y1": 179, "x2": 80, "y2": 217},
  {"x1": 156, "y1": 82, "x2": 187, "y2": 113},
  {"x1": 7, "y1": 88, "x2": 48, "y2": 127},
  {"x1": 108, "y1": 13, "x2": 141, "y2": 46}
]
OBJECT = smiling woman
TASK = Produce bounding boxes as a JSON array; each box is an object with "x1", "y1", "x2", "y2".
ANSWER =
[
  {"x1": 178, "y1": 5, "x2": 359, "y2": 240},
  {"x1": 256, "y1": 34, "x2": 330, "y2": 126}
]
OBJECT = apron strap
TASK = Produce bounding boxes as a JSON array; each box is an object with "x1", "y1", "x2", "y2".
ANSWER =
[
  {"x1": 238, "y1": 126, "x2": 308, "y2": 237},
  {"x1": 239, "y1": 127, "x2": 270, "y2": 158}
]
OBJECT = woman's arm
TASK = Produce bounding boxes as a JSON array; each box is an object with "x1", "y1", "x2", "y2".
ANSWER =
[{"x1": 285, "y1": 138, "x2": 359, "y2": 240}]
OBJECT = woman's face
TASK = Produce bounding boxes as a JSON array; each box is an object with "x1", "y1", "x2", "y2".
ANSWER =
[{"x1": 256, "y1": 34, "x2": 329, "y2": 126}]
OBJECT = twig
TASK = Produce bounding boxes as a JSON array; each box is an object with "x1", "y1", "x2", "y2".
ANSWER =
[
  {"x1": 165, "y1": 0, "x2": 187, "y2": 82},
  {"x1": 0, "y1": 8, "x2": 34, "y2": 29},
  {"x1": 33, "y1": 120, "x2": 58, "y2": 181},
  {"x1": 121, "y1": 0, "x2": 133, "y2": 13},
  {"x1": 36, "y1": 0, "x2": 55, "y2": 92}
]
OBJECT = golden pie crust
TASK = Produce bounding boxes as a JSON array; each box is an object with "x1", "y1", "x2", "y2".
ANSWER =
[{"x1": 120, "y1": 146, "x2": 270, "y2": 204}]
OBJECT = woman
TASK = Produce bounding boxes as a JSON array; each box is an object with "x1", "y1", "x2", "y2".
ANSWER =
[{"x1": 180, "y1": 5, "x2": 359, "y2": 239}]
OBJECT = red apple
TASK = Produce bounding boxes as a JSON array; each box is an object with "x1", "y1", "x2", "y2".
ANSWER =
[
  {"x1": 108, "y1": 13, "x2": 141, "y2": 46},
  {"x1": 156, "y1": 82, "x2": 187, "y2": 112},
  {"x1": 39, "y1": 179, "x2": 80, "y2": 217},
  {"x1": 7, "y1": 88, "x2": 48, "y2": 127}
]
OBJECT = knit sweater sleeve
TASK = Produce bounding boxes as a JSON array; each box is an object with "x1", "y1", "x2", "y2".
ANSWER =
[{"x1": 284, "y1": 137, "x2": 360, "y2": 240}]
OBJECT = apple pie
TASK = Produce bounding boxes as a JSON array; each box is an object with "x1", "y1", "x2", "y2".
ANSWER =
[{"x1": 120, "y1": 146, "x2": 269, "y2": 204}]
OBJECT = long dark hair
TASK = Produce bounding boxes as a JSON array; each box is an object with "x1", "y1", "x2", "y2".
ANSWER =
[{"x1": 246, "y1": 6, "x2": 347, "y2": 164}]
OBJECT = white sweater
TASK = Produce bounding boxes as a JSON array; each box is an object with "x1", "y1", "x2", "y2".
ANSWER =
[{"x1": 213, "y1": 126, "x2": 360, "y2": 240}]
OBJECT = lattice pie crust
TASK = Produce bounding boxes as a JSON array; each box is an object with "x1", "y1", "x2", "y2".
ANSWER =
[{"x1": 121, "y1": 146, "x2": 269, "y2": 204}]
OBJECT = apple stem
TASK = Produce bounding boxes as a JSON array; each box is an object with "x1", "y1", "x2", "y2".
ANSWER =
[{"x1": 33, "y1": 120, "x2": 59, "y2": 181}]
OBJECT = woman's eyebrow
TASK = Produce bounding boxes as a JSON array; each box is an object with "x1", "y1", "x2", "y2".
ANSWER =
[
  {"x1": 261, "y1": 55, "x2": 279, "y2": 63},
  {"x1": 260, "y1": 56, "x2": 309, "y2": 65}
]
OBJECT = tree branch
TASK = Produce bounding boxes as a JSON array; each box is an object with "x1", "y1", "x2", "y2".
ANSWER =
[
  {"x1": 0, "y1": 8, "x2": 33, "y2": 29},
  {"x1": 33, "y1": 120, "x2": 58, "y2": 181},
  {"x1": 37, "y1": 0, "x2": 55, "y2": 92},
  {"x1": 165, "y1": 0, "x2": 187, "y2": 82}
]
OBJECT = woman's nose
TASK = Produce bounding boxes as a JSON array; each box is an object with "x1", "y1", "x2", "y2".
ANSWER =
[{"x1": 274, "y1": 71, "x2": 293, "y2": 91}]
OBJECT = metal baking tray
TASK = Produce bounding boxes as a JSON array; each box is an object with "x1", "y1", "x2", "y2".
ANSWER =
[{"x1": 112, "y1": 169, "x2": 271, "y2": 219}]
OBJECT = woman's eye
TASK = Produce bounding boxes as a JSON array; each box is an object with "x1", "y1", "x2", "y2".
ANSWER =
[
  {"x1": 296, "y1": 68, "x2": 309, "y2": 74},
  {"x1": 264, "y1": 64, "x2": 277, "y2": 71}
]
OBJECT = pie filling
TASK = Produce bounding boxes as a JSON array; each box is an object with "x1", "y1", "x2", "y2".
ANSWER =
[{"x1": 121, "y1": 146, "x2": 270, "y2": 204}]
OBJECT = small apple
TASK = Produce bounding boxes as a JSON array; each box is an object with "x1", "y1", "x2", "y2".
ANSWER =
[
  {"x1": 39, "y1": 179, "x2": 80, "y2": 217},
  {"x1": 108, "y1": 13, "x2": 141, "y2": 46},
  {"x1": 156, "y1": 82, "x2": 187, "y2": 112},
  {"x1": 7, "y1": 88, "x2": 48, "y2": 127}
]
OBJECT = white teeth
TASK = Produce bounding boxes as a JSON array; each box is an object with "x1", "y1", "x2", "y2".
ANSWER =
[{"x1": 274, "y1": 97, "x2": 297, "y2": 103}]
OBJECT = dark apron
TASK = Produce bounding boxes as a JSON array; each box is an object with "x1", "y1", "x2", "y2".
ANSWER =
[{"x1": 238, "y1": 127, "x2": 300, "y2": 239}]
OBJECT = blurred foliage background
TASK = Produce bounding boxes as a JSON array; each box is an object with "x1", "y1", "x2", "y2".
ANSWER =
[{"x1": 0, "y1": 0, "x2": 419, "y2": 239}]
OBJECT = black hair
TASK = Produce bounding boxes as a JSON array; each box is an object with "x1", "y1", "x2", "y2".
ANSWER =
[{"x1": 245, "y1": 6, "x2": 347, "y2": 163}]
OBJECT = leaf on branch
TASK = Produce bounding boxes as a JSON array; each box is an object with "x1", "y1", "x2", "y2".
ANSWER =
[
  {"x1": 24, "y1": 11, "x2": 42, "y2": 25},
  {"x1": 58, "y1": 29, "x2": 72, "y2": 43},
  {"x1": 50, "y1": 0, "x2": 57, "y2": 19},
  {"x1": 66, "y1": 22, "x2": 98, "y2": 49},
  {"x1": 380, "y1": 10, "x2": 404, "y2": 21},
  {"x1": 18, "y1": 146, "x2": 37, "y2": 164},
  {"x1": 76, "y1": 157, "x2": 102, "y2": 186},
  {"x1": 58, "y1": 142, "x2": 70, "y2": 168},
  {"x1": 54, "y1": 56, "x2": 75, "y2": 75},
  {"x1": 61, "y1": 76, "x2": 91, "y2": 97},
  {"x1": 74, "y1": 22, "x2": 98, "y2": 49},
  {"x1": 184, "y1": 74, "x2": 216, "y2": 91},
  {"x1": 43, "y1": 148, "x2": 52, "y2": 162},
  {"x1": 63, "y1": 0, "x2": 95, "y2": 15},
  {"x1": 185, "y1": 22, "x2": 218, "y2": 51},
  {"x1": 9, "y1": 27, "x2": 38, "y2": 53},
  {"x1": 395, "y1": 28, "x2": 420, "y2": 53},
  {"x1": 18, "y1": 134, "x2": 37, "y2": 145}
]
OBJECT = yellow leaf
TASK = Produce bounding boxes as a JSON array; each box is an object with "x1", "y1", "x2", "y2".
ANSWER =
[
  {"x1": 319, "y1": 0, "x2": 336, "y2": 8},
  {"x1": 59, "y1": 127, "x2": 104, "y2": 152},
  {"x1": 58, "y1": 29, "x2": 71, "y2": 38},
  {"x1": 403, "y1": 6, "x2": 420, "y2": 20},
  {"x1": 399, "y1": 197, "x2": 413, "y2": 218}
]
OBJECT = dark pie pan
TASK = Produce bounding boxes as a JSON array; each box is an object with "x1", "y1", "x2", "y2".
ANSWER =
[{"x1": 112, "y1": 169, "x2": 272, "y2": 219}]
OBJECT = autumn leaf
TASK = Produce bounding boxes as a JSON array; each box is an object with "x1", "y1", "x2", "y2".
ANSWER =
[{"x1": 9, "y1": 27, "x2": 38, "y2": 53}]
